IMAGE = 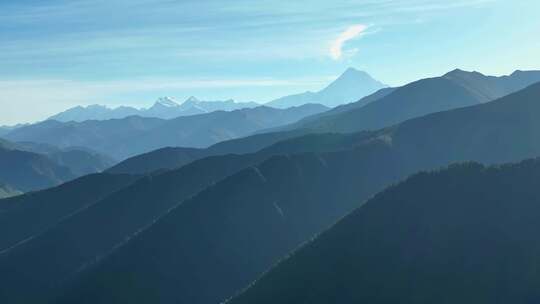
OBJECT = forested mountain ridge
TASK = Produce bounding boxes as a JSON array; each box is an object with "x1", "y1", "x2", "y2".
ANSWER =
[{"x1": 228, "y1": 158, "x2": 540, "y2": 304}]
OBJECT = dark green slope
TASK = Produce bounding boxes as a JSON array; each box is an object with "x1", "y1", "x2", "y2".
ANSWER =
[
  {"x1": 229, "y1": 159, "x2": 540, "y2": 304},
  {"x1": 0, "y1": 173, "x2": 139, "y2": 252},
  {"x1": 0, "y1": 130, "x2": 372, "y2": 303},
  {"x1": 0, "y1": 153, "x2": 268, "y2": 303},
  {"x1": 54, "y1": 143, "x2": 404, "y2": 304}
]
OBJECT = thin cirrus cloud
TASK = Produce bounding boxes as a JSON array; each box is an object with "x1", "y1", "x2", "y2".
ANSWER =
[{"x1": 329, "y1": 24, "x2": 367, "y2": 60}]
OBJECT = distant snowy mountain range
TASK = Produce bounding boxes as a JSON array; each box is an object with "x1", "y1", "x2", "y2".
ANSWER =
[
  {"x1": 47, "y1": 68, "x2": 386, "y2": 122},
  {"x1": 48, "y1": 97, "x2": 260, "y2": 122}
]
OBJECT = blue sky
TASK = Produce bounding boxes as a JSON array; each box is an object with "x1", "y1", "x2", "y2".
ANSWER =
[{"x1": 1, "y1": 0, "x2": 539, "y2": 125}]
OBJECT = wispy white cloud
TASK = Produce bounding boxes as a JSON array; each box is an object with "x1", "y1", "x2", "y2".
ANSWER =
[{"x1": 330, "y1": 24, "x2": 367, "y2": 60}]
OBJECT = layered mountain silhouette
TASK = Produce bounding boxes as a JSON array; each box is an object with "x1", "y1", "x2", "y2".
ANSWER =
[
  {"x1": 229, "y1": 159, "x2": 540, "y2": 304},
  {"x1": 266, "y1": 68, "x2": 387, "y2": 108},
  {"x1": 110, "y1": 69, "x2": 540, "y2": 175},
  {"x1": 0, "y1": 139, "x2": 114, "y2": 192},
  {"x1": 0, "y1": 131, "x2": 376, "y2": 303},
  {"x1": 6, "y1": 145, "x2": 405, "y2": 304},
  {"x1": 2, "y1": 68, "x2": 540, "y2": 304},
  {"x1": 48, "y1": 82, "x2": 540, "y2": 304},
  {"x1": 48, "y1": 97, "x2": 259, "y2": 122},
  {"x1": 0, "y1": 82, "x2": 539, "y2": 303},
  {"x1": 5, "y1": 104, "x2": 327, "y2": 160},
  {"x1": 278, "y1": 69, "x2": 540, "y2": 133}
]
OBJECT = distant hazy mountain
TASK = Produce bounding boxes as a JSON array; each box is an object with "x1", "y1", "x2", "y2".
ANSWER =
[
  {"x1": 266, "y1": 68, "x2": 387, "y2": 108},
  {"x1": 48, "y1": 96, "x2": 260, "y2": 122},
  {"x1": 6, "y1": 104, "x2": 328, "y2": 160},
  {"x1": 12, "y1": 142, "x2": 116, "y2": 176},
  {"x1": 106, "y1": 146, "x2": 209, "y2": 174},
  {"x1": 0, "y1": 139, "x2": 115, "y2": 191},
  {"x1": 229, "y1": 159, "x2": 540, "y2": 304},
  {"x1": 277, "y1": 69, "x2": 540, "y2": 133},
  {"x1": 44, "y1": 148, "x2": 115, "y2": 177},
  {"x1": 0, "y1": 144, "x2": 75, "y2": 192},
  {"x1": 0, "y1": 124, "x2": 27, "y2": 137}
]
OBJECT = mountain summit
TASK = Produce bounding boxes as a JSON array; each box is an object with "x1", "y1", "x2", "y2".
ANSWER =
[
  {"x1": 266, "y1": 68, "x2": 387, "y2": 108},
  {"x1": 183, "y1": 96, "x2": 200, "y2": 105},
  {"x1": 153, "y1": 97, "x2": 181, "y2": 108}
]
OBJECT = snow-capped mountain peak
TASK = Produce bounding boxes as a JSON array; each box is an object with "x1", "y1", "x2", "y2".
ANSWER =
[
  {"x1": 154, "y1": 97, "x2": 181, "y2": 108},
  {"x1": 184, "y1": 96, "x2": 200, "y2": 104},
  {"x1": 47, "y1": 96, "x2": 259, "y2": 122}
]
